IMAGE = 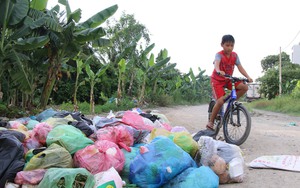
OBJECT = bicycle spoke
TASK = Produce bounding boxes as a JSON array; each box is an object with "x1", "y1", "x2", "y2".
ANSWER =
[{"x1": 223, "y1": 105, "x2": 251, "y2": 145}]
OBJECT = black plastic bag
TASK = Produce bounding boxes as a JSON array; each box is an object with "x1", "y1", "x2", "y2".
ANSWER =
[{"x1": 0, "y1": 134, "x2": 25, "y2": 187}]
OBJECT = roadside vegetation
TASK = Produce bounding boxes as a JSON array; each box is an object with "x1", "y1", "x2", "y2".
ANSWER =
[
  {"x1": 246, "y1": 80, "x2": 300, "y2": 116},
  {"x1": 0, "y1": 0, "x2": 299, "y2": 119}
]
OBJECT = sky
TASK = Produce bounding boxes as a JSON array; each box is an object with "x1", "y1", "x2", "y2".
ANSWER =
[{"x1": 47, "y1": 0, "x2": 300, "y2": 81}]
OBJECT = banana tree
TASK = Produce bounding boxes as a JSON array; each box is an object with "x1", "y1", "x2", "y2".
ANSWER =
[
  {"x1": 84, "y1": 63, "x2": 109, "y2": 114},
  {"x1": 148, "y1": 49, "x2": 176, "y2": 95},
  {"x1": 0, "y1": 0, "x2": 52, "y2": 106},
  {"x1": 135, "y1": 44, "x2": 173, "y2": 105},
  {"x1": 39, "y1": 1, "x2": 118, "y2": 108},
  {"x1": 73, "y1": 58, "x2": 84, "y2": 109},
  {"x1": 117, "y1": 58, "x2": 126, "y2": 100}
]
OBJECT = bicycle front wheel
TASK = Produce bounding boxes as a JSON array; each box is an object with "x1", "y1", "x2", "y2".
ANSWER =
[{"x1": 223, "y1": 104, "x2": 251, "y2": 145}]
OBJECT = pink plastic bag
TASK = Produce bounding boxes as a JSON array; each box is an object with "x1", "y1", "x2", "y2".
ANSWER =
[
  {"x1": 15, "y1": 169, "x2": 47, "y2": 185},
  {"x1": 121, "y1": 111, "x2": 154, "y2": 131},
  {"x1": 74, "y1": 140, "x2": 125, "y2": 174},
  {"x1": 96, "y1": 126, "x2": 134, "y2": 152},
  {"x1": 31, "y1": 122, "x2": 52, "y2": 145}
]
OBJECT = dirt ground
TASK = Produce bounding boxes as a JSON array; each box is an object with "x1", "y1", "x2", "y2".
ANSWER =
[{"x1": 149, "y1": 104, "x2": 300, "y2": 188}]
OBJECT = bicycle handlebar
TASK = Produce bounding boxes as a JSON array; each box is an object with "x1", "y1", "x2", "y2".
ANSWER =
[{"x1": 224, "y1": 74, "x2": 249, "y2": 83}]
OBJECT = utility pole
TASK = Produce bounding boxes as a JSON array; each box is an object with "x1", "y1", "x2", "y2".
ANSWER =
[{"x1": 279, "y1": 47, "x2": 282, "y2": 95}]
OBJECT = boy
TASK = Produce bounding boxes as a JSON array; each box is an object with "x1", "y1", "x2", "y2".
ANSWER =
[{"x1": 206, "y1": 34, "x2": 253, "y2": 130}]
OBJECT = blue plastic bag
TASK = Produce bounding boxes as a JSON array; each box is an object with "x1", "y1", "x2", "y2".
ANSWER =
[{"x1": 129, "y1": 136, "x2": 197, "y2": 188}]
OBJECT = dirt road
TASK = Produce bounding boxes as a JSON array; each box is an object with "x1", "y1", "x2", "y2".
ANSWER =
[{"x1": 151, "y1": 105, "x2": 300, "y2": 188}]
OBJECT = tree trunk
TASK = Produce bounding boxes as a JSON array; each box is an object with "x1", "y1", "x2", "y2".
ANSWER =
[
  {"x1": 40, "y1": 55, "x2": 59, "y2": 109},
  {"x1": 138, "y1": 75, "x2": 146, "y2": 106},
  {"x1": 90, "y1": 82, "x2": 95, "y2": 114},
  {"x1": 153, "y1": 78, "x2": 157, "y2": 95},
  {"x1": 117, "y1": 75, "x2": 122, "y2": 100},
  {"x1": 127, "y1": 71, "x2": 135, "y2": 96},
  {"x1": 121, "y1": 75, "x2": 125, "y2": 98},
  {"x1": 0, "y1": 82, "x2": 3, "y2": 102},
  {"x1": 73, "y1": 73, "x2": 79, "y2": 111}
]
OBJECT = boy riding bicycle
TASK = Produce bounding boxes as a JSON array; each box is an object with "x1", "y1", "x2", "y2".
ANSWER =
[{"x1": 206, "y1": 34, "x2": 253, "y2": 130}]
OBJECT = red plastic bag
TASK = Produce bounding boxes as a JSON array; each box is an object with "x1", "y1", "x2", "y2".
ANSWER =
[
  {"x1": 121, "y1": 111, "x2": 154, "y2": 131},
  {"x1": 31, "y1": 122, "x2": 52, "y2": 145},
  {"x1": 74, "y1": 140, "x2": 125, "y2": 174},
  {"x1": 15, "y1": 169, "x2": 47, "y2": 185},
  {"x1": 96, "y1": 126, "x2": 133, "y2": 152}
]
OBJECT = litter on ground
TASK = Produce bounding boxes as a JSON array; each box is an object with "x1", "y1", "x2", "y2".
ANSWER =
[{"x1": 1, "y1": 107, "x2": 247, "y2": 188}]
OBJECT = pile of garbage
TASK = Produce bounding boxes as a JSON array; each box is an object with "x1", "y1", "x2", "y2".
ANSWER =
[{"x1": 0, "y1": 107, "x2": 245, "y2": 188}]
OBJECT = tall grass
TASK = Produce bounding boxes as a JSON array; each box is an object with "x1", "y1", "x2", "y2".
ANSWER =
[{"x1": 246, "y1": 95, "x2": 300, "y2": 116}]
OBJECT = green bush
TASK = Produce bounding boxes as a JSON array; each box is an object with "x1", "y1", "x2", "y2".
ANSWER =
[
  {"x1": 150, "y1": 93, "x2": 173, "y2": 107},
  {"x1": 291, "y1": 80, "x2": 300, "y2": 98},
  {"x1": 59, "y1": 101, "x2": 74, "y2": 112},
  {"x1": 0, "y1": 104, "x2": 8, "y2": 116}
]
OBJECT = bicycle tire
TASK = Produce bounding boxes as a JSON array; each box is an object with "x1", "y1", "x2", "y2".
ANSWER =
[
  {"x1": 208, "y1": 100, "x2": 222, "y2": 132},
  {"x1": 208, "y1": 100, "x2": 216, "y2": 121},
  {"x1": 223, "y1": 104, "x2": 251, "y2": 145}
]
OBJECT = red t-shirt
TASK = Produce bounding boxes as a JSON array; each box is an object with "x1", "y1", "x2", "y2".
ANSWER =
[{"x1": 211, "y1": 50, "x2": 240, "y2": 81}]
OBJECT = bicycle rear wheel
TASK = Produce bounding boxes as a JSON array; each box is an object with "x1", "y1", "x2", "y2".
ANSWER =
[
  {"x1": 223, "y1": 104, "x2": 251, "y2": 145},
  {"x1": 208, "y1": 100, "x2": 222, "y2": 132}
]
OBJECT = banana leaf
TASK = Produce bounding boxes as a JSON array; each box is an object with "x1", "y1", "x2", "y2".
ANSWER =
[
  {"x1": 74, "y1": 27, "x2": 106, "y2": 43},
  {"x1": 30, "y1": 0, "x2": 48, "y2": 11},
  {"x1": 15, "y1": 35, "x2": 50, "y2": 51},
  {"x1": 78, "y1": 4, "x2": 118, "y2": 29},
  {"x1": 91, "y1": 38, "x2": 111, "y2": 47},
  {"x1": 0, "y1": 0, "x2": 29, "y2": 26}
]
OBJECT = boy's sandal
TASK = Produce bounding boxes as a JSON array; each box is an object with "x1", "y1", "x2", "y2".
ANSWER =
[{"x1": 206, "y1": 123, "x2": 215, "y2": 131}]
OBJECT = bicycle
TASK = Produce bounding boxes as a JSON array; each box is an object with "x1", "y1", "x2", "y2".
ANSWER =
[{"x1": 208, "y1": 74, "x2": 251, "y2": 146}]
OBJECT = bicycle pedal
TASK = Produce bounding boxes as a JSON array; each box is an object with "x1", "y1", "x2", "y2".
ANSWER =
[
  {"x1": 217, "y1": 135, "x2": 225, "y2": 141},
  {"x1": 215, "y1": 115, "x2": 221, "y2": 120}
]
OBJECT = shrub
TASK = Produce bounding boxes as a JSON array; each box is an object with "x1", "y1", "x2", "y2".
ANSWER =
[{"x1": 291, "y1": 80, "x2": 300, "y2": 98}]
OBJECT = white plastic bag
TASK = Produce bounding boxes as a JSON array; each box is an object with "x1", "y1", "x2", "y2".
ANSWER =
[
  {"x1": 94, "y1": 167, "x2": 123, "y2": 188},
  {"x1": 249, "y1": 155, "x2": 300, "y2": 172}
]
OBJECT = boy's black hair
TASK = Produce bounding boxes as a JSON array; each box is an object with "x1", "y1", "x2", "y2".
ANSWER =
[{"x1": 221, "y1": 34, "x2": 235, "y2": 44}]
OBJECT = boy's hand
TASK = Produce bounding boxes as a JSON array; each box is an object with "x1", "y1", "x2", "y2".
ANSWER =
[
  {"x1": 247, "y1": 77, "x2": 253, "y2": 83},
  {"x1": 217, "y1": 71, "x2": 226, "y2": 76}
]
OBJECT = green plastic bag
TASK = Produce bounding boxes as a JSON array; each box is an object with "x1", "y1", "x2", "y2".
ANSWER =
[
  {"x1": 24, "y1": 143, "x2": 73, "y2": 171},
  {"x1": 38, "y1": 168, "x2": 95, "y2": 188},
  {"x1": 46, "y1": 125, "x2": 94, "y2": 154},
  {"x1": 26, "y1": 119, "x2": 39, "y2": 130},
  {"x1": 168, "y1": 131, "x2": 199, "y2": 158}
]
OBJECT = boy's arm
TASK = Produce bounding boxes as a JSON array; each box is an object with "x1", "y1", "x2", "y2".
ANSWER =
[
  {"x1": 214, "y1": 59, "x2": 225, "y2": 75},
  {"x1": 237, "y1": 64, "x2": 253, "y2": 83}
]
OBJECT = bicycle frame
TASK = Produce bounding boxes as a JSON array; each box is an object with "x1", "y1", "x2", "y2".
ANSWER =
[
  {"x1": 214, "y1": 76, "x2": 244, "y2": 131},
  {"x1": 208, "y1": 75, "x2": 251, "y2": 145}
]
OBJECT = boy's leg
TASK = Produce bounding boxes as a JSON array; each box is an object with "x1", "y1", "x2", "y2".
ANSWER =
[
  {"x1": 207, "y1": 97, "x2": 224, "y2": 130},
  {"x1": 207, "y1": 80, "x2": 225, "y2": 130},
  {"x1": 235, "y1": 82, "x2": 248, "y2": 100}
]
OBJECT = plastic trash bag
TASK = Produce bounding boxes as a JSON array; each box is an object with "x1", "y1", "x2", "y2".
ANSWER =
[
  {"x1": 94, "y1": 167, "x2": 123, "y2": 188},
  {"x1": 129, "y1": 136, "x2": 197, "y2": 188},
  {"x1": 96, "y1": 126, "x2": 133, "y2": 152},
  {"x1": 31, "y1": 122, "x2": 52, "y2": 145},
  {"x1": 74, "y1": 140, "x2": 125, "y2": 174},
  {"x1": 120, "y1": 147, "x2": 141, "y2": 184},
  {"x1": 15, "y1": 169, "x2": 47, "y2": 185},
  {"x1": 46, "y1": 125, "x2": 93, "y2": 154},
  {"x1": 121, "y1": 111, "x2": 154, "y2": 131},
  {"x1": 24, "y1": 143, "x2": 73, "y2": 171},
  {"x1": 35, "y1": 108, "x2": 58, "y2": 122},
  {"x1": 38, "y1": 168, "x2": 95, "y2": 188},
  {"x1": 0, "y1": 134, "x2": 25, "y2": 187},
  {"x1": 163, "y1": 166, "x2": 219, "y2": 188},
  {"x1": 26, "y1": 120, "x2": 39, "y2": 130}
]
